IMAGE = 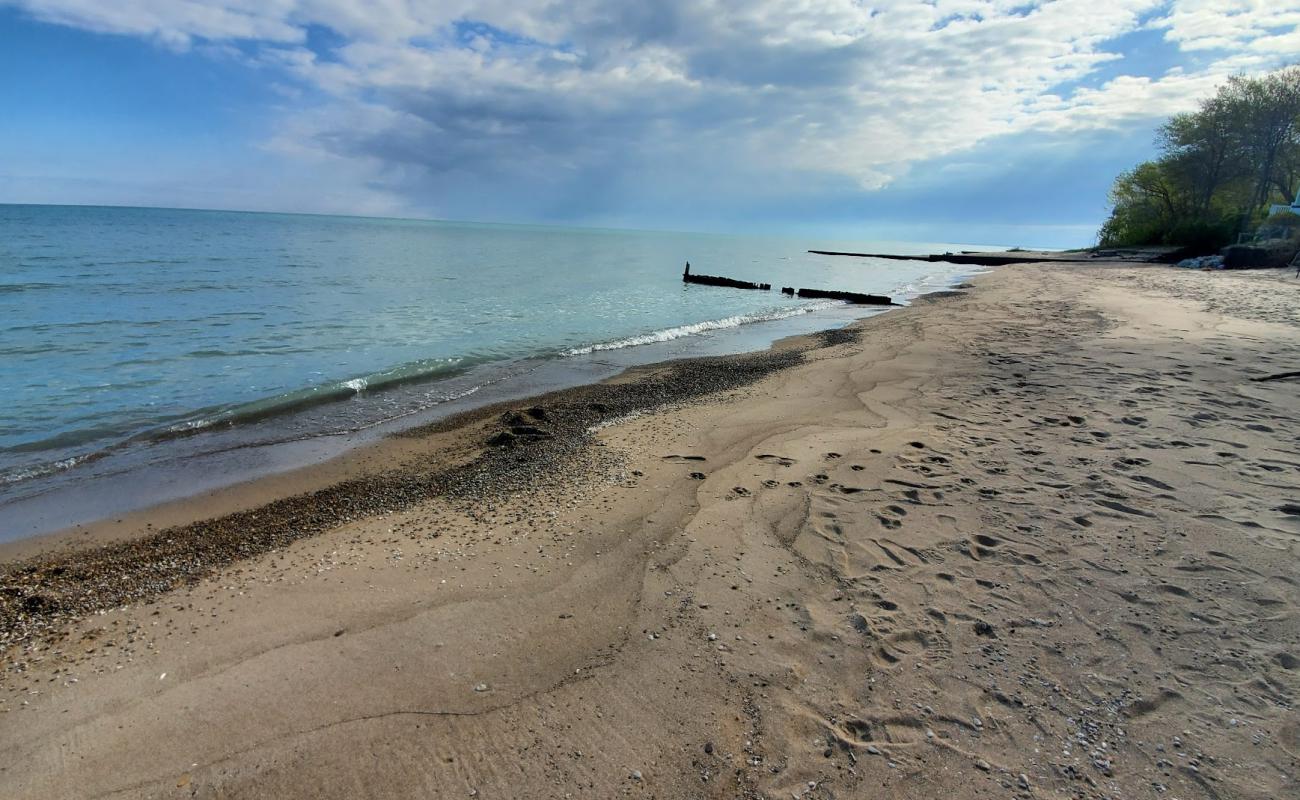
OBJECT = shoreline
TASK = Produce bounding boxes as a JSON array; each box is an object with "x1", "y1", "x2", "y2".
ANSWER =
[
  {"x1": 0, "y1": 289, "x2": 931, "y2": 545},
  {"x1": 0, "y1": 332, "x2": 830, "y2": 649},
  {"x1": 2, "y1": 261, "x2": 1297, "y2": 800},
  {"x1": 1, "y1": 209, "x2": 985, "y2": 540}
]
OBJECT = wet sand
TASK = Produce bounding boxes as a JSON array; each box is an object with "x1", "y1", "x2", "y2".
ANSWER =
[{"x1": 2, "y1": 262, "x2": 1298, "y2": 799}]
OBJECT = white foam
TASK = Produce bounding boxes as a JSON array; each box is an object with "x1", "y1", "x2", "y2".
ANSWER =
[
  {"x1": 562, "y1": 301, "x2": 843, "y2": 357},
  {"x1": 0, "y1": 453, "x2": 92, "y2": 485},
  {"x1": 343, "y1": 377, "x2": 368, "y2": 393}
]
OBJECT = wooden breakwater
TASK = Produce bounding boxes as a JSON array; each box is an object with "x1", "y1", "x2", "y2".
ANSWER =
[
  {"x1": 809, "y1": 250, "x2": 1046, "y2": 266},
  {"x1": 792, "y1": 287, "x2": 895, "y2": 305},
  {"x1": 808, "y1": 248, "x2": 1176, "y2": 266},
  {"x1": 682, "y1": 262, "x2": 770, "y2": 291},
  {"x1": 682, "y1": 263, "x2": 893, "y2": 305}
]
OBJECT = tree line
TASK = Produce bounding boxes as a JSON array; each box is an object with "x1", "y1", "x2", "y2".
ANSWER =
[{"x1": 1098, "y1": 65, "x2": 1300, "y2": 251}]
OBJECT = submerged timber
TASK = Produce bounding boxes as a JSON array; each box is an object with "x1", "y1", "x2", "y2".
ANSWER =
[
  {"x1": 794, "y1": 287, "x2": 895, "y2": 305},
  {"x1": 682, "y1": 262, "x2": 771, "y2": 291}
]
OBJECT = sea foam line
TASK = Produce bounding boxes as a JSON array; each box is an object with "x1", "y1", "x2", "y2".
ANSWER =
[{"x1": 562, "y1": 301, "x2": 844, "y2": 357}]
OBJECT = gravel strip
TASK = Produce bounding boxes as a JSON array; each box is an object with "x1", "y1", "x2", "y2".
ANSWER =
[{"x1": 0, "y1": 335, "x2": 855, "y2": 653}]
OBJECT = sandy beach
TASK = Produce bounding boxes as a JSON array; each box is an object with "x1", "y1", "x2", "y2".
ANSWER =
[{"x1": 2, "y1": 261, "x2": 1298, "y2": 799}]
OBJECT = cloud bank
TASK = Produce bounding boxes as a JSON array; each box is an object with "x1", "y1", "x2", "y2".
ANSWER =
[{"x1": 6, "y1": 0, "x2": 1297, "y2": 231}]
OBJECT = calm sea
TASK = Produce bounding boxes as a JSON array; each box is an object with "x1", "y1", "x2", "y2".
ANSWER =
[{"x1": 0, "y1": 204, "x2": 985, "y2": 538}]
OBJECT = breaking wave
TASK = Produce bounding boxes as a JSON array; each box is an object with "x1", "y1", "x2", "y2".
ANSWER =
[{"x1": 562, "y1": 301, "x2": 844, "y2": 356}]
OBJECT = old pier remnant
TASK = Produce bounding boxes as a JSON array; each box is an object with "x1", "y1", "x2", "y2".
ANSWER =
[
  {"x1": 682, "y1": 262, "x2": 771, "y2": 291},
  {"x1": 679, "y1": 263, "x2": 893, "y2": 305},
  {"x1": 796, "y1": 287, "x2": 896, "y2": 305}
]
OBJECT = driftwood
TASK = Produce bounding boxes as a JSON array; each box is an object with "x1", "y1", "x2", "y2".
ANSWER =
[
  {"x1": 682, "y1": 262, "x2": 770, "y2": 291},
  {"x1": 796, "y1": 287, "x2": 895, "y2": 305}
]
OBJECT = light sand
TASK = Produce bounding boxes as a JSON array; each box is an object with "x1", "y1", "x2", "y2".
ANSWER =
[{"x1": 2, "y1": 262, "x2": 1298, "y2": 799}]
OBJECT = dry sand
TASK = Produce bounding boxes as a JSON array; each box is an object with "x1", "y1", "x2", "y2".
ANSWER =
[{"x1": 1, "y1": 262, "x2": 1298, "y2": 799}]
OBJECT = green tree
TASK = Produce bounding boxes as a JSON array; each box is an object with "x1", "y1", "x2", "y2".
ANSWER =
[
  {"x1": 1157, "y1": 98, "x2": 1239, "y2": 218},
  {"x1": 1220, "y1": 66, "x2": 1300, "y2": 217},
  {"x1": 1097, "y1": 64, "x2": 1300, "y2": 250}
]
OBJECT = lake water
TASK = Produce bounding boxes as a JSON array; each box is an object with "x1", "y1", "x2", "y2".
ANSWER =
[{"x1": 0, "y1": 204, "x2": 986, "y2": 538}]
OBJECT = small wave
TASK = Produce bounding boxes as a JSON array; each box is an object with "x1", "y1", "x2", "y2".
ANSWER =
[
  {"x1": 0, "y1": 453, "x2": 99, "y2": 486},
  {"x1": 562, "y1": 301, "x2": 843, "y2": 356},
  {"x1": 0, "y1": 282, "x2": 60, "y2": 294},
  {"x1": 153, "y1": 357, "x2": 480, "y2": 440}
]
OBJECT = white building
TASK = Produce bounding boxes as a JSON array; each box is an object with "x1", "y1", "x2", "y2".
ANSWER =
[{"x1": 1270, "y1": 186, "x2": 1300, "y2": 216}]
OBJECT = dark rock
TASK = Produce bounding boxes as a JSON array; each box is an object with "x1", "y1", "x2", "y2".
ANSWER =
[{"x1": 486, "y1": 431, "x2": 517, "y2": 447}]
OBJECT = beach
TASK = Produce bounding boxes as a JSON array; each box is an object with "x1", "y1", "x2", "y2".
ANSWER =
[{"x1": 2, "y1": 260, "x2": 1298, "y2": 799}]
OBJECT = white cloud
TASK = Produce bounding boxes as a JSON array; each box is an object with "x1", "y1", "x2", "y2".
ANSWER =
[
  {"x1": 1155, "y1": 0, "x2": 1300, "y2": 58},
  {"x1": 6, "y1": 0, "x2": 1295, "y2": 218}
]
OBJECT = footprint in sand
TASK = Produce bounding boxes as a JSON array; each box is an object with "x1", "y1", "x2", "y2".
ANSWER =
[
  {"x1": 756, "y1": 454, "x2": 796, "y2": 467},
  {"x1": 662, "y1": 454, "x2": 706, "y2": 462}
]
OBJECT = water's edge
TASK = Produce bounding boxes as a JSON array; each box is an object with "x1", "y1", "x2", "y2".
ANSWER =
[{"x1": 0, "y1": 276, "x2": 979, "y2": 544}]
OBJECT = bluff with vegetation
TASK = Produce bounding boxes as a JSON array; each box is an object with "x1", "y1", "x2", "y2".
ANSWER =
[{"x1": 1098, "y1": 65, "x2": 1300, "y2": 252}]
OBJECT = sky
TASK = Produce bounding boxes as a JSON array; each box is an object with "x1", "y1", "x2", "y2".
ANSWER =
[{"x1": 1, "y1": 1, "x2": 1297, "y2": 248}]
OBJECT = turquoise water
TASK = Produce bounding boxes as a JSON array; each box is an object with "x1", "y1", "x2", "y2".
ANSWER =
[{"x1": 1, "y1": 204, "x2": 980, "y2": 530}]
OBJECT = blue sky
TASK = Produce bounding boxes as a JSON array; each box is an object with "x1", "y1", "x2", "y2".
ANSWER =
[{"x1": 1, "y1": 1, "x2": 1296, "y2": 248}]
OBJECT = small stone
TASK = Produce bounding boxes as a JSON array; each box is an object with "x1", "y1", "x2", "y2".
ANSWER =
[
  {"x1": 1018, "y1": 773, "x2": 1030, "y2": 789},
  {"x1": 473, "y1": 683, "x2": 489, "y2": 693},
  {"x1": 707, "y1": 633, "x2": 718, "y2": 641},
  {"x1": 975, "y1": 759, "x2": 992, "y2": 772},
  {"x1": 630, "y1": 770, "x2": 643, "y2": 781}
]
